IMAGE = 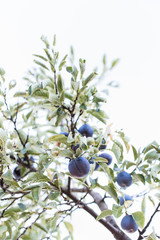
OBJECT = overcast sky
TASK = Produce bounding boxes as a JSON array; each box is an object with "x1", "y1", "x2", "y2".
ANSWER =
[{"x1": 1, "y1": 1, "x2": 160, "y2": 239}]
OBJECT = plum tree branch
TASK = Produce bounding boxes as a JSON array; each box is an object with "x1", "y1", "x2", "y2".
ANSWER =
[{"x1": 61, "y1": 186, "x2": 131, "y2": 240}]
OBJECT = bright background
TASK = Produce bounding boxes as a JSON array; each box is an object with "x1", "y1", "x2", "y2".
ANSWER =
[{"x1": 1, "y1": 0, "x2": 160, "y2": 239}]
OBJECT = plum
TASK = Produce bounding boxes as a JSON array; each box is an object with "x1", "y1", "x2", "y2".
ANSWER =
[
  {"x1": 89, "y1": 157, "x2": 100, "y2": 170},
  {"x1": 116, "y1": 171, "x2": 132, "y2": 188},
  {"x1": 13, "y1": 166, "x2": 21, "y2": 180},
  {"x1": 121, "y1": 215, "x2": 138, "y2": 233},
  {"x1": 79, "y1": 124, "x2": 93, "y2": 137},
  {"x1": 60, "y1": 132, "x2": 68, "y2": 137},
  {"x1": 119, "y1": 194, "x2": 133, "y2": 206},
  {"x1": 98, "y1": 153, "x2": 112, "y2": 165},
  {"x1": 68, "y1": 157, "x2": 90, "y2": 178}
]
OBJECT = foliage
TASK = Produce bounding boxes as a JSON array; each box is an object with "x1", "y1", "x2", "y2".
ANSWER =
[{"x1": 0, "y1": 36, "x2": 160, "y2": 240}]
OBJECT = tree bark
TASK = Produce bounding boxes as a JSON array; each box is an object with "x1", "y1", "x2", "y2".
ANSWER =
[{"x1": 61, "y1": 187, "x2": 131, "y2": 240}]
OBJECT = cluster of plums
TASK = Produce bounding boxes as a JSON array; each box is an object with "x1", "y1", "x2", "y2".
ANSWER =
[
  {"x1": 61, "y1": 123, "x2": 138, "y2": 233},
  {"x1": 116, "y1": 172, "x2": 138, "y2": 233},
  {"x1": 60, "y1": 123, "x2": 112, "y2": 178}
]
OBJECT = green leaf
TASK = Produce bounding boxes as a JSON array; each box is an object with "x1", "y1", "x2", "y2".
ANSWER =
[
  {"x1": 151, "y1": 144, "x2": 160, "y2": 153},
  {"x1": 18, "y1": 129, "x2": 27, "y2": 145},
  {"x1": 110, "y1": 58, "x2": 120, "y2": 69},
  {"x1": 141, "y1": 196, "x2": 146, "y2": 215},
  {"x1": 132, "y1": 145, "x2": 138, "y2": 160},
  {"x1": 112, "y1": 143, "x2": 122, "y2": 162},
  {"x1": 142, "y1": 141, "x2": 158, "y2": 154},
  {"x1": 132, "y1": 211, "x2": 145, "y2": 229},
  {"x1": 82, "y1": 72, "x2": 97, "y2": 86},
  {"x1": 87, "y1": 109, "x2": 109, "y2": 124},
  {"x1": 18, "y1": 203, "x2": 26, "y2": 211},
  {"x1": 14, "y1": 91, "x2": 26, "y2": 97},
  {"x1": 44, "y1": 48, "x2": 52, "y2": 61},
  {"x1": 126, "y1": 161, "x2": 136, "y2": 169},
  {"x1": 112, "y1": 204, "x2": 123, "y2": 218},
  {"x1": 32, "y1": 89, "x2": 49, "y2": 99},
  {"x1": 94, "y1": 157, "x2": 110, "y2": 163},
  {"x1": 34, "y1": 223, "x2": 48, "y2": 233},
  {"x1": 132, "y1": 172, "x2": 145, "y2": 184},
  {"x1": 103, "y1": 54, "x2": 106, "y2": 66},
  {"x1": 49, "y1": 191, "x2": 60, "y2": 200},
  {"x1": 64, "y1": 92, "x2": 74, "y2": 101},
  {"x1": 57, "y1": 75, "x2": 63, "y2": 93},
  {"x1": 89, "y1": 177, "x2": 98, "y2": 189},
  {"x1": 0, "y1": 68, "x2": 5, "y2": 76},
  {"x1": 148, "y1": 196, "x2": 155, "y2": 206},
  {"x1": 59, "y1": 54, "x2": 68, "y2": 71},
  {"x1": 118, "y1": 131, "x2": 130, "y2": 152},
  {"x1": 79, "y1": 86, "x2": 87, "y2": 96},
  {"x1": 99, "y1": 182, "x2": 118, "y2": 202},
  {"x1": 48, "y1": 134, "x2": 68, "y2": 144},
  {"x1": 53, "y1": 34, "x2": 56, "y2": 46},
  {"x1": 33, "y1": 54, "x2": 48, "y2": 61},
  {"x1": 26, "y1": 172, "x2": 50, "y2": 183},
  {"x1": 96, "y1": 209, "x2": 113, "y2": 221},
  {"x1": 9, "y1": 80, "x2": 16, "y2": 90},
  {"x1": 79, "y1": 58, "x2": 86, "y2": 79},
  {"x1": 0, "y1": 101, "x2": 4, "y2": 107},
  {"x1": 32, "y1": 187, "x2": 40, "y2": 203},
  {"x1": 49, "y1": 94, "x2": 61, "y2": 105},
  {"x1": 2, "y1": 170, "x2": 20, "y2": 187},
  {"x1": 144, "y1": 150, "x2": 160, "y2": 161},
  {"x1": 5, "y1": 221, "x2": 12, "y2": 238},
  {"x1": 41, "y1": 35, "x2": 50, "y2": 48},
  {"x1": 66, "y1": 66, "x2": 73, "y2": 73},
  {"x1": 60, "y1": 90, "x2": 65, "y2": 102},
  {"x1": 58, "y1": 149, "x2": 73, "y2": 158},
  {"x1": 146, "y1": 232, "x2": 157, "y2": 240},
  {"x1": 0, "y1": 224, "x2": 7, "y2": 235},
  {"x1": 34, "y1": 60, "x2": 49, "y2": 70},
  {"x1": 64, "y1": 222, "x2": 73, "y2": 234}
]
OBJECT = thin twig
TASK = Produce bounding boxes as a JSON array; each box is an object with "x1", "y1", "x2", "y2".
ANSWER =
[
  {"x1": 16, "y1": 208, "x2": 47, "y2": 240},
  {"x1": 138, "y1": 202, "x2": 160, "y2": 240}
]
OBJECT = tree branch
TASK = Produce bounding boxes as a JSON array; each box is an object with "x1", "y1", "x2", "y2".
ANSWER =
[{"x1": 61, "y1": 187, "x2": 131, "y2": 240}]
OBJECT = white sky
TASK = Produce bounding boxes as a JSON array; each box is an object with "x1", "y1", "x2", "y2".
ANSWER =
[{"x1": 1, "y1": 0, "x2": 160, "y2": 239}]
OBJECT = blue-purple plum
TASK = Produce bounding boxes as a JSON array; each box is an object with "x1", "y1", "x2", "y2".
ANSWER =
[
  {"x1": 116, "y1": 171, "x2": 132, "y2": 188},
  {"x1": 68, "y1": 157, "x2": 90, "y2": 178},
  {"x1": 30, "y1": 156, "x2": 35, "y2": 162},
  {"x1": 79, "y1": 124, "x2": 93, "y2": 137},
  {"x1": 71, "y1": 144, "x2": 80, "y2": 152},
  {"x1": 13, "y1": 166, "x2": 21, "y2": 180},
  {"x1": 121, "y1": 215, "x2": 138, "y2": 233},
  {"x1": 89, "y1": 157, "x2": 100, "y2": 170},
  {"x1": 119, "y1": 194, "x2": 133, "y2": 206},
  {"x1": 99, "y1": 144, "x2": 107, "y2": 150},
  {"x1": 98, "y1": 153, "x2": 112, "y2": 165},
  {"x1": 60, "y1": 132, "x2": 68, "y2": 137}
]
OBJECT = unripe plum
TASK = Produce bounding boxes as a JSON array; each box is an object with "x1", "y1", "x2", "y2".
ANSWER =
[
  {"x1": 68, "y1": 157, "x2": 90, "y2": 178},
  {"x1": 116, "y1": 171, "x2": 132, "y2": 188},
  {"x1": 121, "y1": 215, "x2": 138, "y2": 233},
  {"x1": 79, "y1": 124, "x2": 93, "y2": 137}
]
